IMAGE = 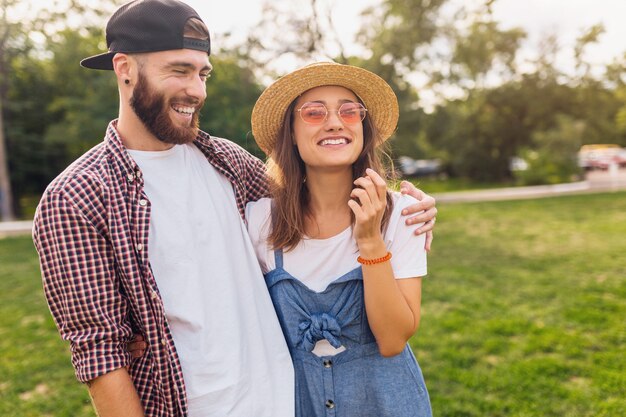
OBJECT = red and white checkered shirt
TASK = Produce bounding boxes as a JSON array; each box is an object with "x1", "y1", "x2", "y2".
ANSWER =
[{"x1": 32, "y1": 120, "x2": 269, "y2": 416}]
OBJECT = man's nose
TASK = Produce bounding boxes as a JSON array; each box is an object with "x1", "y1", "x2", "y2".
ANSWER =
[{"x1": 186, "y1": 75, "x2": 207, "y2": 101}]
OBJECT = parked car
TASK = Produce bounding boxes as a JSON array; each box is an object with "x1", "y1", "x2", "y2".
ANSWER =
[
  {"x1": 396, "y1": 156, "x2": 442, "y2": 177},
  {"x1": 578, "y1": 144, "x2": 626, "y2": 170}
]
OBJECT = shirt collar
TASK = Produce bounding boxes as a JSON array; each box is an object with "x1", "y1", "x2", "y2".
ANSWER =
[{"x1": 104, "y1": 119, "x2": 217, "y2": 173}]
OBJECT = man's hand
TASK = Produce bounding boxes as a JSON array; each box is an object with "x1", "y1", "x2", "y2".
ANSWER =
[
  {"x1": 399, "y1": 180, "x2": 437, "y2": 252},
  {"x1": 127, "y1": 334, "x2": 148, "y2": 359}
]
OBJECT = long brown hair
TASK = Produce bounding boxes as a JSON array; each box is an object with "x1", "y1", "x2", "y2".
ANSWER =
[{"x1": 267, "y1": 95, "x2": 395, "y2": 251}]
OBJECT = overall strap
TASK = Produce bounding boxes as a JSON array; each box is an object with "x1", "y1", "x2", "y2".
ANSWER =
[{"x1": 273, "y1": 248, "x2": 284, "y2": 269}]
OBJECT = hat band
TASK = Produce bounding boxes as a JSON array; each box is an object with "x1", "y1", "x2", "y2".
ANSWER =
[{"x1": 183, "y1": 37, "x2": 210, "y2": 54}]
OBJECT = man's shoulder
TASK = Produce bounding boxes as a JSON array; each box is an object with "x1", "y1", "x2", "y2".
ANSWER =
[
  {"x1": 200, "y1": 132, "x2": 262, "y2": 163},
  {"x1": 43, "y1": 142, "x2": 113, "y2": 201}
]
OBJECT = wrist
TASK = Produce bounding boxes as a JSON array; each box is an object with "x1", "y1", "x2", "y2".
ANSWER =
[
  {"x1": 357, "y1": 251, "x2": 392, "y2": 266},
  {"x1": 356, "y1": 238, "x2": 387, "y2": 259}
]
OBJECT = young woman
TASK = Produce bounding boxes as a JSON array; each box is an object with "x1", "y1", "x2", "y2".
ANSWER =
[{"x1": 246, "y1": 62, "x2": 432, "y2": 417}]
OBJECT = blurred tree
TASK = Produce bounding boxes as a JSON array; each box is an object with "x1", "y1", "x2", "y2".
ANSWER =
[
  {"x1": 2, "y1": 0, "x2": 119, "y2": 217},
  {"x1": 357, "y1": 0, "x2": 450, "y2": 162},
  {"x1": 0, "y1": 0, "x2": 23, "y2": 220},
  {"x1": 515, "y1": 115, "x2": 584, "y2": 185},
  {"x1": 606, "y1": 53, "x2": 626, "y2": 138},
  {"x1": 449, "y1": 2, "x2": 525, "y2": 90},
  {"x1": 243, "y1": 0, "x2": 353, "y2": 78},
  {"x1": 201, "y1": 55, "x2": 265, "y2": 159},
  {"x1": 41, "y1": 27, "x2": 119, "y2": 171},
  {"x1": 6, "y1": 0, "x2": 265, "y2": 216}
]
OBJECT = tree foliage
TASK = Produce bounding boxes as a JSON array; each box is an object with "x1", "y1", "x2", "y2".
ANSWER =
[{"x1": 4, "y1": 0, "x2": 626, "y2": 217}]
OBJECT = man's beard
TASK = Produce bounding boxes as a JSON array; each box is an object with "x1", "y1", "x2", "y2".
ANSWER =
[{"x1": 130, "y1": 72, "x2": 203, "y2": 145}]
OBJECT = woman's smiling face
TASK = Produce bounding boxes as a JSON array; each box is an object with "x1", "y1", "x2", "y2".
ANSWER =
[{"x1": 292, "y1": 85, "x2": 365, "y2": 171}]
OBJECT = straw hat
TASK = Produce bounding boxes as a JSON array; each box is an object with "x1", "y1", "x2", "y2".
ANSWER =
[{"x1": 251, "y1": 62, "x2": 399, "y2": 155}]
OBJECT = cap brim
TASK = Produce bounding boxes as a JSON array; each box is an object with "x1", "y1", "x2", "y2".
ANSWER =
[{"x1": 80, "y1": 52, "x2": 116, "y2": 70}]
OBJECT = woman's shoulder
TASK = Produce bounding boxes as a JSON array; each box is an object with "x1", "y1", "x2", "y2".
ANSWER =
[
  {"x1": 384, "y1": 191, "x2": 423, "y2": 242},
  {"x1": 245, "y1": 197, "x2": 273, "y2": 234},
  {"x1": 390, "y1": 191, "x2": 419, "y2": 214},
  {"x1": 246, "y1": 197, "x2": 272, "y2": 216}
]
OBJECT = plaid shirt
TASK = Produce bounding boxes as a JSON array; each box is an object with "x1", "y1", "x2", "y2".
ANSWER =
[{"x1": 32, "y1": 120, "x2": 269, "y2": 416}]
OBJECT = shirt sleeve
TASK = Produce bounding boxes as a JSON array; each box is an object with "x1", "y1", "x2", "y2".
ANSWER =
[
  {"x1": 243, "y1": 151, "x2": 270, "y2": 203},
  {"x1": 385, "y1": 193, "x2": 428, "y2": 279},
  {"x1": 33, "y1": 189, "x2": 134, "y2": 383}
]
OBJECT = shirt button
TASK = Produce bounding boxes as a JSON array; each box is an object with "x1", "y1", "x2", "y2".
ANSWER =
[
  {"x1": 161, "y1": 338, "x2": 167, "y2": 346},
  {"x1": 323, "y1": 359, "x2": 333, "y2": 368},
  {"x1": 137, "y1": 243, "x2": 144, "y2": 251},
  {"x1": 139, "y1": 199, "x2": 148, "y2": 207},
  {"x1": 127, "y1": 172, "x2": 135, "y2": 182},
  {"x1": 151, "y1": 290, "x2": 158, "y2": 300},
  {"x1": 325, "y1": 399, "x2": 335, "y2": 409}
]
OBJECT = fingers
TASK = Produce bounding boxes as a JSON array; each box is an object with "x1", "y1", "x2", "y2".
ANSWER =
[
  {"x1": 347, "y1": 198, "x2": 362, "y2": 218},
  {"x1": 350, "y1": 170, "x2": 388, "y2": 237},
  {"x1": 365, "y1": 168, "x2": 387, "y2": 199},
  {"x1": 127, "y1": 334, "x2": 147, "y2": 358},
  {"x1": 353, "y1": 168, "x2": 386, "y2": 203},
  {"x1": 424, "y1": 230, "x2": 433, "y2": 252},
  {"x1": 350, "y1": 186, "x2": 373, "y2": 211},
  {"x1": 400, "y1": 180, "x2": 425, "y2": 200},
  {"x1": 412, "y1": 215, "x2": 436, "y2": 236},
  {"x1": 405, "y1": 206, "x2": 438, "y2": 227},
  {"x1": 401, "y1": 194, "x2": 436, "y2": 216}
]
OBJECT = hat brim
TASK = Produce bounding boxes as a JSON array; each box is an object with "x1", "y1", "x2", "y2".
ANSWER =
[
  {"x1": 80, "y1": 52, "x2": 116, "y2": 70},
  {"x1": 251, "y1": 62, "x2": 399, "y2": 156}
]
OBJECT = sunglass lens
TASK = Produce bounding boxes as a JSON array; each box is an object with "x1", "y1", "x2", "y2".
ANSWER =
[
  {"x1": 339, "y1": 103, "x2": 366, "y2": 124},
  {"x1": 300, "y1": 103, "x2": 327, "y2": 123}
]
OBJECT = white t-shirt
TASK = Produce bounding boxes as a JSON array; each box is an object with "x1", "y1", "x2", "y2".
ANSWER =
[
  {"x1": 245, "y1": 192, "x2": 427, "y2": 356},
  {"x1": 128, "y1": 144, "x2": 294, "y2": 417}
]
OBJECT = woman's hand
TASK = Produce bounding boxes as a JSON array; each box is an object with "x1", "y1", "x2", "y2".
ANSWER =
[{"x1": 348, "y1": 168, "x2": 387, "y2": 248}]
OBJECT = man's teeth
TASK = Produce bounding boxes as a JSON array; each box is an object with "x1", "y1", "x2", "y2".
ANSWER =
[
  {"x1": 320, "y1": 138, "x2": 348, "y2": 145},
  {"x1": 174, "y1": 106, "x2": 195, "y2": 115}
]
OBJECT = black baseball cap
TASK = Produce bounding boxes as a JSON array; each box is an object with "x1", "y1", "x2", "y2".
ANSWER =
[{"x1": 80, "y1": 0, "x2": 211, "y2": 70}]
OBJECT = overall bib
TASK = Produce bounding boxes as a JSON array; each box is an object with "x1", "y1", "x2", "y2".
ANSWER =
[{"x1": 265, "y1": 250, "x2": 433, "y2": 417}]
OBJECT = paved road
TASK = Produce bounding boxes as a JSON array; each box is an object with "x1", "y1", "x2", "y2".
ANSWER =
[
  {"x1": 434, "y1": 168, "x2": 626, "y2": 203},
  {"x1": 2, "y1": 168, "x2": 625, "y2": 238}
]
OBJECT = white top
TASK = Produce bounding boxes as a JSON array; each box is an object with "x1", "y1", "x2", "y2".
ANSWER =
[
  {"x1": 246, "y1": 192, "x2": 427, "y2": 356},
  {"x1": 128, "y1": 144, "x2": 294, "y2": 417}
]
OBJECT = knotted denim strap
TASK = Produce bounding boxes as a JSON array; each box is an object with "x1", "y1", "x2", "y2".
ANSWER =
[{"x1": 297, "y1": 313, "x2": 342, "y2": 352}]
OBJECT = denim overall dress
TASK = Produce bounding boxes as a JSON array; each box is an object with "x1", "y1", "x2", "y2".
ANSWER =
[{"x1": 265, "y1": 249, "x2": 433, "y2": 417}]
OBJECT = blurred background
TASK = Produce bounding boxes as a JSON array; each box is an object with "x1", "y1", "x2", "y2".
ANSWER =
[
  {"x1": 0, "y1": 1, "x2": 624, "y2": 416},
  {"x1": 1, "y1": 0, "x2": 626, "y2": 219}
]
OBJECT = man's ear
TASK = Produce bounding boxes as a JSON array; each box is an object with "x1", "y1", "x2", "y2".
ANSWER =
[{"x1": 112, "y1": 53, "x2": 132, "y2": 85}]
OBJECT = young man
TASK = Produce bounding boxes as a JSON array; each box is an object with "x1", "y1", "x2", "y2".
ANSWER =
[{"x1": 32, "y1": 1, "x2": 438, "y2": 416}]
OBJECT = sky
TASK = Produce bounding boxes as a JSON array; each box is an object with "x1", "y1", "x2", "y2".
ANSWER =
[
  {"x1": 11, "y1": 0, "x2": 626, "y2": 89},
  {"x1": 13, "y1": 0, "x2": 626, "y2": 72},
  {"x1": 185, "y1": 0, "x2": 626, "y2": 73}
]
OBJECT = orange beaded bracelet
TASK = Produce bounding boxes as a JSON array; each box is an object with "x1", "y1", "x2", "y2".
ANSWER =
[{"x1": 357, "y1": 251, "x2": 392, "y2": 265}]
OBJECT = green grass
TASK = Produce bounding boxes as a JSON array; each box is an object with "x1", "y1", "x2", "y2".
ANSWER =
[
  {"x1": 416, "y1": 191, "x2": 626, "y2": 416},
  {"x1": 0, "y1": 238, "x2": 95, "y2": 416},
  {"x1": 1, "y1": 191, "x2": 625, "y2": 416}
]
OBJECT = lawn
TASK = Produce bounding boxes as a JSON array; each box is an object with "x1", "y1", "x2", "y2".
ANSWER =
[{"x1": 1, "y1": 191, "x2": 625, "y2": 416}]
